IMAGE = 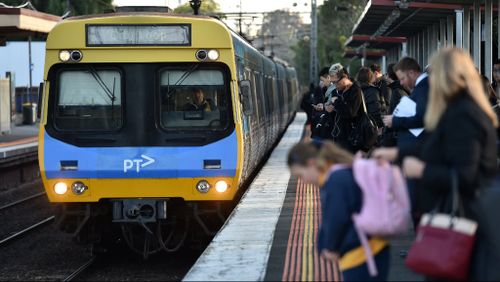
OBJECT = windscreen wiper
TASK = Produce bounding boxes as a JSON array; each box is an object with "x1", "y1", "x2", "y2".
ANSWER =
[
  {"x1": 165, "y1": 64, "x2": 199, "y2": 97},
  {"x1": 87, "y1": 66, "x2": 118, "y2": 124},
  {"x1": 88, "y1": 66, "x2": 116, "y2": 104}
]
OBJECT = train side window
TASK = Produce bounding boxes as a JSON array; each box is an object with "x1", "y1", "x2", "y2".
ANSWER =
[
  {"x1": 254, "y1": 72, "x2": 265, "y2": 125},
  {"x1": 239, "y1": 80, "x2": 253, "y2": 116},
  {"x1": 55, "y1": 69, "x2": 122, "y2": 131}
]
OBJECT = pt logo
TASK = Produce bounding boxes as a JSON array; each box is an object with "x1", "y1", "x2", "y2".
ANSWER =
[{"x1": 123, "y1": 154, "x2": 155, "y2": 173}]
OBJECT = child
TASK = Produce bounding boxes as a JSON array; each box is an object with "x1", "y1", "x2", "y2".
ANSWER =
[{"x1": 287, "y1": 141, "x2": 390, "y2": 281}]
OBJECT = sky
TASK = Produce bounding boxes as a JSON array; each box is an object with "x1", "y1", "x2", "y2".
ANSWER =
[
  {"x1": 114, "y1": 0, "x2": 324, "y2": 14},
  {"x1": 0, "y1": 42, "x2": 46, "y2": 87},
  {"x1": 114, "y1": 0, "x2": 324, "y2": 37},
  {"x1": 0, "y1": 0, "x2": 324, "y2": 87}
]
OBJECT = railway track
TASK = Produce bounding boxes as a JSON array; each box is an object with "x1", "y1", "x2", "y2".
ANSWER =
[
  {"x1": 0, "y1": 215, "x2": 55, "y2": 247},
  {"x1": 0, "y1": 191, "x2": 46, "y2": 212},
  {"x1": 63, "y1": 256, "x2": 98, "y2": 282}
]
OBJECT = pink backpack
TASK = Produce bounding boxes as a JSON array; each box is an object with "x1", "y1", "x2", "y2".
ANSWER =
[{"x1": 351, "y1": 157, "x2": 411, "y2": 276}]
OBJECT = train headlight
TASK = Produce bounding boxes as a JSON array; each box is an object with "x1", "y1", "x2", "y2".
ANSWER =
[
  {"x1": 59, "y1": 50, "x2": 71, "y2": 62},
  {"x1": 207, "y1": 49, "x2": 219, "y2": 61},
  {"x1": 196, "y1": 180, "x2": 211, "y2": 193},
  {"x1": 215, "y1": 180, "x2": 228, "y2": 193},
  {"x1": 54, "y1": 182, "x2": 68, "y2": 195},
  {"x1": 71, "y1": 181, "x2": 88, "y2": 195}
]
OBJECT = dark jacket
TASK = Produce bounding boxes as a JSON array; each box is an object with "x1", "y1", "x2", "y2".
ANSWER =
[
  {"x1": 183, "y1": 99, "x2": 217, "y2": 111},
  {"x1": 318, "y1": 168, "x2": 363, "y2": 255},
  {"x1": 393, "y1": 76, "x2": 429, "y2": 154},
  {"x1": 311, "y1": 85, "x2": 328, "y2": 133},
  {"x1": 374, "y1": 78, "x2": 390, "y2": 111},
  {"x1": 360, "y1": 83, "x2": 384, "y2": 128},
  {"x1": 400, "y1": 92, "x2": 498, "y2": 214},
  {"x1": 332, "y1": 83, "x2": 363, "y2": 152},
  {"x1": 380, "y1": 81, "x2": 409, "y2": 147},
  {"x1": 387, "y1": 80, "x2": 409, "y2": 114}
]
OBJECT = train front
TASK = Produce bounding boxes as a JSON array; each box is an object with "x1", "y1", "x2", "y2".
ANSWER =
[{"x1": 38, "y1": 14, "x2": 243, "y2": 254}]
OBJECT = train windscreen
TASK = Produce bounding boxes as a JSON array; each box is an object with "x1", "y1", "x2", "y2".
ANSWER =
[
  {"x1": 55, "y1": 68, "x2": 122, "y2": 131},
  {"x1": 159, "y1": 66, "x2": 229, "y2": 131}
]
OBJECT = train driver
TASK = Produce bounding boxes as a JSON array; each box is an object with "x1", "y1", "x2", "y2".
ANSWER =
[{"x1": 183, "y1": 88, "x2": 217, "y2": 112}]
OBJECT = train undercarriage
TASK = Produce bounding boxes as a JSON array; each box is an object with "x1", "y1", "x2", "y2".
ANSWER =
[{"x1": 56, "y1": 199, "x2": 233, "y2": 258}]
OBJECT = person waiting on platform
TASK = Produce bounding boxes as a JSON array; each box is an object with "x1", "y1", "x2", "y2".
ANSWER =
[
  {"x1": 374, "y1": 48, "x2": 498, "y2": 280},
  {"x1": 287, "y1": 141, "x2": 390, "y2": 282},
  {"x1": 328, "y1": 63, "x2": 363, "y2": 152},
  {"x1": 356, "y1": 67, "x2": 385, "y2": 130},
  {"x1": 370, "y1": 63, "x2": 390, "y2": 110},
  {"x1": 380, "y1": 63, "x2": 410, "y2": 147},
  {"x1": 183, "y1": 88, "x2": 216, "y2": 112}
]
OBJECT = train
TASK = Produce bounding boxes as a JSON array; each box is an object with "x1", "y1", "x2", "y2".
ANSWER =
[{"x1": 38, "y1": 9, "x2": 300, "y2": 256}]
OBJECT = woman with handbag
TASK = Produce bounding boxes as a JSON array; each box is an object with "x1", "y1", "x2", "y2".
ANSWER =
[
  {"x1": 287, "y1": 141, "x2": 390, "y2": 281},
  {"x1": 373, "y1": 48, "x2": 498, "y2": 280}
]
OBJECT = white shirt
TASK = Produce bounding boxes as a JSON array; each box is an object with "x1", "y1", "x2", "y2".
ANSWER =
[{"x1": 415, "y1": 72, "x2": 428, "y2": 87}]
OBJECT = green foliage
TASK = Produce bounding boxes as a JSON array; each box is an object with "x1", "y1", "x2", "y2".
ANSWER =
[
  {"x1": 173, "y1": 0, "x2": 220, "y2": 14},
  {"x1": 1, "y1": 0, "x2": 113, "y2": 16},
  {"x1": 291, "y1": 38, "x2": 311, "y2": 86},
  {"x1": 291, "y1": 0, "x2": 366, "y2": 85}
]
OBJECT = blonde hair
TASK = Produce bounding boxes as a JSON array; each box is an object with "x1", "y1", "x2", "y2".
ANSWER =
[
  {"x1": 316, "y1": 141, "x2": 354, "y2": 172},
  {"x1": 425, "y1": 48, "x2": 499, "y2": 130}
]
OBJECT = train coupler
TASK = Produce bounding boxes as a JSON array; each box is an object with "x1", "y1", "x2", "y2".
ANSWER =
[{"x1": 111, "y1": 199, "x2": 168, "y2": 223}]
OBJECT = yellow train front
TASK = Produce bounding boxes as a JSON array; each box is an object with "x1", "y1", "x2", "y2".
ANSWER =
[{"x1": 38, "y1": 12, "x2": 299, "y2": 254}]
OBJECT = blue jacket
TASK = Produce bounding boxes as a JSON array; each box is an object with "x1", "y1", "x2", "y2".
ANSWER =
[
  {"x1": 392, "y1": 76, "x2": 429, "y2": 151},
  {"x1": 318, "y1": 168, "x2": 362, "y2": 255}
]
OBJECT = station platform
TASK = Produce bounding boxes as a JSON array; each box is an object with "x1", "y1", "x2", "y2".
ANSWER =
[
  {"x1": 0, "y1": 122, "x2": 38, "y2": 161},
  {"x1": 183, "y1": 112, "x2": 423, "y2": 281}
]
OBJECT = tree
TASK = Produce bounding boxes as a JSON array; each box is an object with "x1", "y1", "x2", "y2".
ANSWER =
[
  {"x1": 257, "y1": 10, "x2": 303, "y2": 64},
  {"x1": 290, "y1": 0, "x2": 366, "y2": 85},
  {"x1": 0, "y1": 0, "x2": 113, "y2": 16},
  {"x1": 291, "y1": 38, "x2": 310, "y2": 86},
  {"x1": 173, "y1": 0, "x2": 220, "y2": 14}
]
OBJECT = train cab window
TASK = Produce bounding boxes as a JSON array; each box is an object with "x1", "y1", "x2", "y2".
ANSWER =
[
  {"x1": 159, "y1": 67, "x2": 229, "y2": 130},
  {"x1": 55, "y1": 69, "x2": 122, "y2": 131}
]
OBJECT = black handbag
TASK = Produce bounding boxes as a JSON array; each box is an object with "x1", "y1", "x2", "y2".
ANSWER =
[{"x1": 348, "y1": 92, "x2": 378, "y2": 151}]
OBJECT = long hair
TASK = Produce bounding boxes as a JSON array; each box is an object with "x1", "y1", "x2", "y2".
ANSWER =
[
  {"x1": 425, "y1": 48, "x2": 498, "y2": 130},
  {"x1": 287, "y1": 141, "x2": 353, "y2": 173},
  {"x1": 316, "y1": 141, "x2": 354, "y2": 172},
  {"x1": 356, "y1": 67, "x2": 373, "y2": 85}
]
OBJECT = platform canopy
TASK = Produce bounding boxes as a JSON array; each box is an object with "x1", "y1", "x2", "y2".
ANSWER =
[
  {"x1": 0, "y1": 7, "x2": 60, "y2": 43},
  {"x1": 345, "y1": 34, "x2": 406, "y2": 49},
  {"x1": 344, "y1": 48, "x2": 386, "y2": 60},
  {"x1": 351, "y1": 0, "x2": 474, "y2": 38}
]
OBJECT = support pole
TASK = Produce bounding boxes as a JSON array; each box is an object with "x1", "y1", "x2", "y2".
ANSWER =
[
  {"x1": 309, "y1": 0, "x2": 318, "y2": 84},
  {"x1": 382, "y1": 55, "x2": 387, "y2": 73},
  {"x1": 463, "y1": 5, "x2": 471, "y2": 52},
  {"x1": 432, "y1": 23, "x2": 439, "y2": 52},
  {"x1": 28, "y1": 35, "x2": 32, "y2": 104},
  {"x1": 455, "y1": 9, "x2": 463, "y2": 48},
  {"x1": 427, "y1": 26, "x2": 432, "y2": 63},
  {"x1": 498, "y1": 0, "x2": 500, "y2": 60},
  {"x1": 473, "y1": 0, "x2": 481, "y2": 71},
  {"x1": 440, "y1": 19, "x2": 447, "y2": 48},
  {"x1": 485, "y1": 0, "x2": 493, "y2": 80},
  {"x1": 447, "y1": 15, "x2": 455, "y2": 47},
  {"x1": 401, "y1": 42, "x2": 407, "y2": 58},
  {"x1": 408, "y1": 37, "x2": 412, "y2": 58},
  {"x1": 417, "y1": 33, "x2": 421, "y2": 64}
]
